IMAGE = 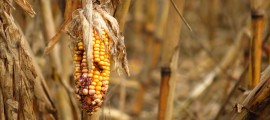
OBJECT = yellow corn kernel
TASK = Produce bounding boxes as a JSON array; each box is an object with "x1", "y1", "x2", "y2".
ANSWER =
[
  {"x1": 74, "y1": 76, "x2": 80, "y2": 81},
  {"x1": 97, "y1": 94, "x2": 102, "y2": 99},
  {"x1": 94, "y1": 71, "x2": 100, "y2": 75},
  {"x1": 104, "y1": 77, "x2": 109, "y2": 81},
  {"x1": 89, "y1": 85, "x2": 95, "y2": 90},
  {"x1": 99, "y1": 76, "x2": 103, "y2": 81},
  {"x1": 96, "y1": 86, "x2": 102, "y2": 91},
  {"x1": 95, "y1": 40, "x2": 101, "y2": 44},
  {"x1": 99, "y1": 61, "x2": 105, "y2": 65},
  {"x1": 93, "y1": 51, "x2": 99, "y2": 55},
  {"x1": 100, "y1": 66, "x2": 106, "y2": 70},
  {"x1": 93, "y1": 79, "x2": 99, "y2": 82},
  {"x1": 104, "y1": 59, "x2": 110, "y2": 62},
  {"x1": 74, "y1": 56, "x2": 82, "y2": 61},
  {"x1": 95, "y1": 91, "x2": 101, "y2": 95},
  {"x1": 74, "y1": 50, "x2": 83, "y2": 54},
  {"x1": 94, "y1": 54, "x2": 99, "y2": 58},
  {"x1": 78, "y1": 46, "x2": 84, "y2": 50},
  {"x1": 101, "y1": 72, "x2": 107, "y2": 76},
  {"x1": 94, "y1": 58, "x2": 100, "y2": 62},
  {"x1": 74, "y1": 72, "x2": 82, "y2": 76},
  {"x1": 97, "y1": 82, "x2": 103, "y2": 86},
  {"x1": 101, "y1": 31, "x2": 106, "y2": 35},
  {"x1": 95, "y1": 35, "x2": 100, "y2": 39},
  {"x1": 75, "y1": 70, "x2": 81, "y2": 74},
  {"x1": 93, "y1": 75, "x2": 99, "y2": 79},
  {"x1": 91, "y1": 82, "x2": 97, "y2": 86},
  {"x1": 88, "y1": 73, "x2": 93, "y2": 77},
  {"x1": 100, "y1": 56, "x2": 105, "y2": 61},
  {"x1": 100, "y1": 45, "x2": 105, "y2": 49},
  {"x1": 91, "y1": 65, "x2": 96, "y2": 69},
  {"x1": 94, "y1": 48, "x2": 100, "y2": 51},
  {"x1": 78, "y1": 42, "x2": 84, "y2": 46},
  {"x1": 73, "y1": 60, "x2": 80, "y2": 64},
  {"x1": 104, "y1": 70, "x2": 110, "y2": 74},
  {"x1": 100, "y1": 48, "x2": 105, "y2": 52},
  {"x1": 82, "y1": 59, "x2": 87, "y2": 63},
  {"x1": 105, "y1": 62, "x2": 110, "y2": 66},
  {"x1": 105, "y1": 41, "x2": 109, "y2": 45},
  {"x1": 82, "y1": 69, "x2": 88, "y2": 73},
  {"x1": 94, "y1": 44, "x2": 100, "y2": 48},
  {"x1": 100, "y1": 51, "x2": 106, "y2": 55}
]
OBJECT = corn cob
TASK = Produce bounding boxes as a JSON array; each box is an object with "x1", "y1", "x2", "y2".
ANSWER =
[{"x1": 73, "y1": 29, "x2": 110, "y2": 114}]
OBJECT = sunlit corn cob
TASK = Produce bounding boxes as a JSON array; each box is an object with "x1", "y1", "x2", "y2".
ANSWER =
[{"x1": 73, "y1": 29, "x2": 110, "y2": 114}]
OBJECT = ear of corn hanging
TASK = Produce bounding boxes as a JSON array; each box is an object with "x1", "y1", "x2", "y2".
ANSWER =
[
  {"x1": 73, "y1": 29, "x2": 111, "y2": 114},
  {"x1": 62, "y1": 1, "x2": 129, "y2": 115}
]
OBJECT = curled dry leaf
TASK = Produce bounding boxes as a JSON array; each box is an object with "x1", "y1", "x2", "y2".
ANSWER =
[
  {"x1": 4, "y1": 0, "x2": 15, "y2": 9},
  {"x1": 44, "y1": 19, "x2": 71, "y2": 54},
  {"x1": 14, "y1": 0, "x2": 36, "y2": 17}
]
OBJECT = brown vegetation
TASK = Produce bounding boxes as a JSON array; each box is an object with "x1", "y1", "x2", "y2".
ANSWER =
[{"x1": 2, "y1": 0, "x2": 270, "y2": 120}]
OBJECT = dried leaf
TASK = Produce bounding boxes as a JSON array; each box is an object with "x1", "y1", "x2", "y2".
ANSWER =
[
  {"x1": 79, "y1": 11, "x2": 93, "y2": 69},
  {"x1": 4, "y1": 0, "x2": 15, "y2": 9},
  {"x1": 14, "y1": 0, "x2": 36, "y2": 17},
  {"x1": 44, "y1": 18, "x2": 71, "y2": 54}
]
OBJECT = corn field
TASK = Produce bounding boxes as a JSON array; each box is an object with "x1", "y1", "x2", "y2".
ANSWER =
[{"x1": 1, "y1": 0, "x2": 270, "y2": 120}]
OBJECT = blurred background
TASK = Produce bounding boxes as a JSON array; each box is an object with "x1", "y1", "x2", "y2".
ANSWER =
[{"x1": 9, "y1": 0, "x2": 270, "y2": 119}]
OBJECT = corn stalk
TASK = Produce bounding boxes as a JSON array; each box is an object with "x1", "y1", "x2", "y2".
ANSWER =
[
  {"x1": 248, "y1": 0, "x2": 264, "y2": 88},
  {"x1": 131, "y1": 0, "x2": 158, "y2": 115},
  {"x1": 208, "y1": 0, "x2": 219, "y2": 49},
  {"x1": 158, "y1": 0, "x2": 185, "y2": 119},
  {"x1": 0, "y1": 1, "x2": 57, "y2": 119},
  {"x1": 113, "y1": 0, "x2": 131, "y2": 113},
  {"x1": 232, "y1": 66, "x2": 270, "y2": 119}
]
